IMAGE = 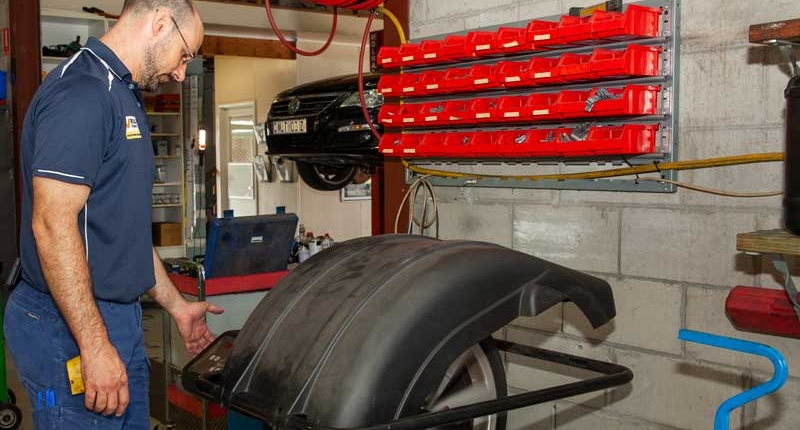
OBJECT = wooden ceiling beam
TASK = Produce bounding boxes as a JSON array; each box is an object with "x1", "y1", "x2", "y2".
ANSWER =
[{"x1": 200, "y1": 35, "x2": 297, "y2": 59}]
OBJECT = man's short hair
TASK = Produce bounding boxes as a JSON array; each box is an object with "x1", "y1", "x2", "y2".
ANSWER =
[{"x1": 121, "y1": 0, "x2": 195, "y2": 26}]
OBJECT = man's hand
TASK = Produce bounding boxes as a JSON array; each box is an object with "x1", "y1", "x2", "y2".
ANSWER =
[
  {"x1": 81, "y1": 341, "x2": 129, "y2": 416},
  {"x1": 173, "y1": 301, "x2": 224, "y2": 355}
]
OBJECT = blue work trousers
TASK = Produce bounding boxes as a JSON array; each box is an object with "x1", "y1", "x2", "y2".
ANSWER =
[{"x1": 3, "y1": 282, "x2": 150, "y2": 430}]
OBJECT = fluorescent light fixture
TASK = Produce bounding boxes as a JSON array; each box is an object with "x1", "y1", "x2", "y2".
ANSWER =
[
  {"x1": 231, "y1": 120, "x2": 254, "y2": 126},
  {"x1": 198, "y1": 128, "x2": 207, "y2": 151}
]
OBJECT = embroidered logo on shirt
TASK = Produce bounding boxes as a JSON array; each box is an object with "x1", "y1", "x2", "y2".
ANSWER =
[{"x1": 125, "y1": 116, "x2": 142, "y2": 140}]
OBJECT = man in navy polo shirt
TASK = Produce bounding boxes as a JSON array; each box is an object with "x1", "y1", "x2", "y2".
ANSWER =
[{"x1": 4, "y1": 1, "x2": 224, "y2": 429}]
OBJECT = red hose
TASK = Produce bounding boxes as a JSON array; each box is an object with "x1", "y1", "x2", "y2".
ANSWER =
[
  {"x1": 265, "y1": 2, "x2": 339, "y2": 56},
  {"x1": 358, "y1": 10, "x2": 382, "y2": 141}
]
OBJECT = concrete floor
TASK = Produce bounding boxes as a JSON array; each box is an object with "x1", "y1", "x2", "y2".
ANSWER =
[{"x1": 5, "y1": 350, "x2": 33, "y2": 430}]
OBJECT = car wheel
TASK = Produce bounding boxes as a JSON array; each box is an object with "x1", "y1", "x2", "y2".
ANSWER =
[
  {"x1": 296, "y1": 161, "x2": 357, "y2": 191},
  {"x1": 415, "y1": 337, "x2": 508, "y2": 430}
]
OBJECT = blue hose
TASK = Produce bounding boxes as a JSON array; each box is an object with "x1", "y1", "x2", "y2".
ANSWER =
[{"x1": 678, "y1": 329, "x2": 789, "y2": 430}]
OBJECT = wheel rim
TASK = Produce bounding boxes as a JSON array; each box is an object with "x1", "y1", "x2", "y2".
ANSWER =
[
  {"x1": 0, "y1": 408, "x2": 18, "y2": 428},
  {"x1": 425, "y1": 345, "x2": 499, "y2": 430}
]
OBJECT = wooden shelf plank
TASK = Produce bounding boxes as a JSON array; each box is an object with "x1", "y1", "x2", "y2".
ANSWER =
[
  {"x1": 737, "y1": 229, "x2": 800, "y2": 256},
  {"x1": 750, "y1": 18, "x2": 800, "y2": 43}
]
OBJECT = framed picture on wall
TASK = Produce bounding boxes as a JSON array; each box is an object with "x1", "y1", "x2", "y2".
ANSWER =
[{"x1": 341, "y1": 179, "x2": 372, "y2": 201}]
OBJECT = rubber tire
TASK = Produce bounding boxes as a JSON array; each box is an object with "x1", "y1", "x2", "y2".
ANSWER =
[
  {"x1": 413, "y1": 337, "x2": 508, "y2": 430},
  {"x1": 296, "y1": 161, "x2": 357, "y2": 191},
  {"x1": 0, "y1": 403, "x2": 21, "y2": 430},
  {"x1": 5, "y1": 391, "x2": 13, "y2": 406}
]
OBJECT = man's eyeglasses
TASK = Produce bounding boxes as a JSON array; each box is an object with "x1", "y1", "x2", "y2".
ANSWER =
[{"x1": 170, "y1": 15, "x2": 195, "y2": 65}]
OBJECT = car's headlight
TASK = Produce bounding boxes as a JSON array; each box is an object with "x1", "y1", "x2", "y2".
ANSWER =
[{"x1": 340, "y1": 90, "x2": 384, "y2": 109}]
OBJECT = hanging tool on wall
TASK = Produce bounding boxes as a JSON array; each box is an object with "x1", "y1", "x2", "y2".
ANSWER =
[
  {"x1": 569, "y1": 0, "x2": 622, "y2": 17},
  {"x1": 82, "y1": 6, "x2": 120, "y2": 20}
]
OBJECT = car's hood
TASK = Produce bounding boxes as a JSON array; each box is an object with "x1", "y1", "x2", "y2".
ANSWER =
[{"x1": 276, "y1": 73, "x2": 383, "y2": 98}]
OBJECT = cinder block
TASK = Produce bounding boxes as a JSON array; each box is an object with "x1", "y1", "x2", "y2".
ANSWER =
[
  {"x1": 514, "y1": 204, "x2": 620, "y2": 274},
  {"x1": 685, "y1": 287, "x2": 800, "y2": 378},
  {"x1": 518, "y1": 1, "x2": 563, "y2": 20},
  {"x1": 409, "y1": 0, "x2": 426, "y2": 24},
  {"x1": 558, "y1": 162, "x2": 681, "y2": 206},
  {"x1": 554, "y1": 403, "x2": 678, "y2": 430},
  {"x1": 436, "y1": 201, "x2": 513, "y2": 247},
  {"x1": 510, "y1": 302, "x2": 564, "y2": 334},
  {"x1": 681, "y1": 1, "x2": 800, "y2": 49},
  {"x1": 506, "y1": 388, "x2": 555, "y2": 430},
  {"x1": 606, "y1": 350, "x2": 747, "y2": 429},
  {"x1": 505, "y1": 327, "x2": 615, "y2": 407},
  {"x1": 426, "y1": 0, "x2": 513, "y2": 21},
  {"x1": 680, "y1": 47, "x2": 769, "y2": 129},
  {"x1": 465, "y1": 7, "x2": 520, "y2": 30},
  {"x1": 620, "y1": 207, "x2": 757, "y2": 286},
  {"x1": 750, "y1": 377, "x2": 800, "y2": 430},
  {"x1": 410, "y1": 18, "x2": 467, "y2": 40},
  {"x1": 563, "y1": 276, "x2": 683, "y2": 355},
  {"x1": 678, "y1": 127, "x2": 782, "y2": 208}
]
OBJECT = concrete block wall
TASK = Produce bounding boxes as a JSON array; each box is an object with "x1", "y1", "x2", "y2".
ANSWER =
[{"x1": 409, "y1": 1, "x2": 800, "y2": 429}]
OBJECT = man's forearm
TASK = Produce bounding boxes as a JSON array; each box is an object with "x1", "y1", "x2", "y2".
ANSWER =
[
  {"x1": 147, "y1": 247, "x2": 188, "y2": 315},
  {"x1": 34, "y1": 216, "x2": 109, "y2": 352}
]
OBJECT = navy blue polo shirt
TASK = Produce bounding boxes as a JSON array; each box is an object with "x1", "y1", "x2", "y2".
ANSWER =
[{"x1": 19, "y1": 37, "x2": 156, "y2": 303}]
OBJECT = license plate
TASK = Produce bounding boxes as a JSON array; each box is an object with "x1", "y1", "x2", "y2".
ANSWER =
[{"x1": 272, "y1": 119, "x2": 307, "y2": 135}]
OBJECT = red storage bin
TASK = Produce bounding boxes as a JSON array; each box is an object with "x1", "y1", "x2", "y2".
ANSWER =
[
  {"x1": 558, "y1": 85, "x2": 661, "y2": 118},
  {"x1": 556, "y1": 124, "x2": 658, "y2": 156},
  {"x1": 443, "y1": 35, "x2": 473, "y2": 61},
  {"x1": 441, "y1": 132, "x2": 473, "y2": 156},
  {"x1": 591, "y1": 44, "x2": 662, "y2": 79},
  {"x1": 378, "y1": 133, "x2": 404, "y2": 155},
  {"x1": 528, "y1": 57, "x2": 563, "y2": 84},
  {"x1": 497, "y1": 129, "x2": 560, "y2": 156},
  {"x1": 496, "y1": 61, "x2": 534, "y2": 88},
  {"x1": 527, "y1": 93, "x2": 561, "y2": 120},
  {"x1": 417, "y1": 70, "x2": 448, "y2": 96},
  {"x1": 467, "y1": 64, "x2": 501, "y2": 91},
  {"x1": 415, "y1": 133, "x2": 447, "y2": 156},
  {"x1": 444, "y1": 68, "x2": 472, "y2": 92},
  {"x1": 397, "y1": 43, "x2": 423, "y2": 66},
  {"x1": 465, "y1": 131, "x2": 499, "y2": 157},
  {"x1": 468, "y1": 98, "x2": 500, "y2": 123},
  {"x1": 377, "y1": 75, "x2": 401, "y2": 96},
  {"x1": 377, "y1": 104, "x2": 403, "y2": 126},
  {"x1": 591, "y1": 5, "x2": 662, "y2": 41},
  {"x1": 398, "y1": 73, "x2": 426, "y2": 96},
  {"x1": 419, "y1": 40, "x2": 445, "y2": 64},
  {"x1": 397, "y1": 103, "x2": 426, "y2": 126},
  {"x1": 377, "y1": 46, "x2": 400, "y2": 69},
  {"x1": 557, "y1": 15, "x2": 593, "y2": 45},
  {"x1": 557, "y1": 53, "x2": 594, "y2": 81},
  {"x1": 497, "y1": 26, "x2": 533, "y2": 53},
  {"x1": 526, "y1": 20, "x2": 562, "y2": 48},
  {"x1": 416, "y1": 102, "x2": 447, "y2": 126},
  {"x1": 466, "y1": 31, "x2": 500, "y2": 56},
  {"x1": 441, "y1": 100, "x2": 472, "y2": 125},
  {"x1": 496, "y1": 96, "x2": 531, "y2": 121}
]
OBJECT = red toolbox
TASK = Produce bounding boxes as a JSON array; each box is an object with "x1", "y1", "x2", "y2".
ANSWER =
[
  {"x1": 529, "y1": 57, "x2": 563, "y2": 85},
  {"x1": 443, "y1": 35, "x2": 473, "y2": 61},
  {"x1": 591, "y1": 44, "x2": 662, "y2": 79},
  {"x1": 377, "y1": 104, "x2": 403, "y2": 126},
  {"x1": 726, "y1": 286, "x2": 800, "y2": 339},
  {"x1": 591, "y1": 5, "x2": 662, "y2": 41},
  {"x1": 526, "y1": 20, "x2": 563, "y2": 48},
  {"x1": 557, "y1": 15, "x2": 593, "y2": 45},
  {"x1": 466, "y1": 31, "x2": 500, "y2": 56},
  {"x1": 556, "y1": 53, "x2": 595, "y2": 81},
  {"x1": 497, "y1": 26, "x2": 533, "y2": 54},
  {"x1": 496, "y1": 61, "x2": 535, "y2": 88},
  {"x1": 377, "y1": 75, "x2": 401, "y2": 96},
  {"x1": 377, "y1": 46, "x2": 400, "y2": 69},
  {"x1": 557, "y1": 85, "x2": 661, "y2": 119}
]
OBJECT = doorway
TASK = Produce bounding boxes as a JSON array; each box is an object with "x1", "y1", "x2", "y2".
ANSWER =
[{"x1": 216, "y1": 101, "x2": 257, "y2": 217}]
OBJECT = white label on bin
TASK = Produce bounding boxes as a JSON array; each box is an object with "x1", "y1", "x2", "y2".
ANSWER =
[
  {"x1": 383, "y1": 149, "x2": 394, "y2": 153},
  {"x1": 251, "y1": 236, "x2": 263, "y2": 244},
  {"x1": 426, "y1": 84, "x2": 439, "y2": 90},
  {"x1": 533, "y1": 109, "x2": 550, "y2": 116},
  {"x1": 381, "y1": 88, "x2": 393, "y2": 93},
  {"x1": 503, "y1": 41, "x2": 520, "y2": 48},
  {"x1": 476, "y1": 44, "x2": 490, "y2": 51},
  {"x1": 402, "y1": 55, "x2": 414, "y2": 62},
  {"x1": 425, "y1": 116, "x2": 438, "y2": 122},
  {"x1": 381, "y1": 58, "x2": 392, "y2": 64},
  {"x1": 403, "y1": 87, "x2": 415, "y2": 92},
  {"x1": 476, "y1": 113, "x2": 491, "y2": 119},
  {"x1": 504, "y1": 112, "x2": 520, "y2": 118},
  {"x1": 533, "y1": 34, "x2": 551, "y2": 41},
  {"x1": 474, "y1": 78, "x2": 489, "y2": 85},
  {"x1": 450, "y1": 116, "x2": 462, "y2": 121},
  {"x1": 505, "y1": 76, "x2": 521, "y2": 83},
  {"x1": 383, "y1": 119, "x2": 393, "y2": 124},
  {"x1": 403, "y1": 118, "x2": 414, "y2": 123},
  {"x1": 404, "y1": 148, "x2": 416, "y2": 154},
  {"x1": 424, "y1": 53, "x2": 437, "y2": 59},
  {"x1": 534, "y1": 72, "x2": 551, "y2": 79}
]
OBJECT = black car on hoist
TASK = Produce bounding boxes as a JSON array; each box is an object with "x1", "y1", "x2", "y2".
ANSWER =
[{"x1": 265, "y1": 73, "x2": 384, "y2": 191}]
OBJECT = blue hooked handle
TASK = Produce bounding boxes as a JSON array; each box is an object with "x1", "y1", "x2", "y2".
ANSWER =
[{"x1": 678, "y1": 329, "x2": 789, "y2": 430}]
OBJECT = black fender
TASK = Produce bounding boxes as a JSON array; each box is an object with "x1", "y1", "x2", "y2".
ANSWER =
[{"x1": 200, "y1": 235, "x2": 615, "y2": 427}]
